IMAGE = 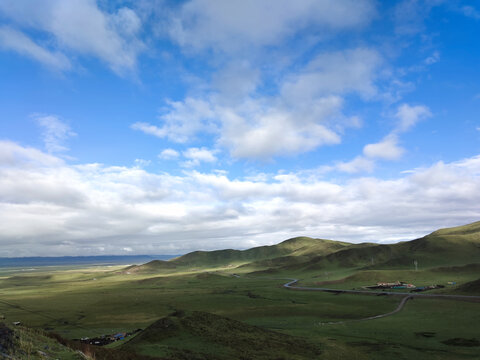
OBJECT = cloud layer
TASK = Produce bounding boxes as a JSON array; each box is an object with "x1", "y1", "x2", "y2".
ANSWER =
[{"x1": 1, "y1": 140, "x2": 479, "y2": 256}]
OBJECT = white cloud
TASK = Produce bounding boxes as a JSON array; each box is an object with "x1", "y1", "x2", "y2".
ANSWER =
[
  {"x1": 135, "y1": 47, "x2": 382, "y2": 160},
  {"x1": 1, "y1": 141, "x2": 479, "y2": 256},
  {"x1": 218, "y1": 96, "x2": 343, "y2": 159},
  {"x1": 0, "y1": 26, "x2": 71, "y2": 70},
  {"x1": 159, "y1": 148, "x2": 180, "y2": 160},
  {"x1": 168, "y1": 0, "x2": 376, "y2": 53},
  {"x1": 34, "y1": 114, "x2": 76, "y2": 153},
  {"x1": 394, "y1": 103, "x2": 432, "y2": 132},
  {"x1": 363, "y1": 134, "x2": 404, "y2": 160},
  {"x1": 0, "y1": 0, "x2": 144, "y2": 73},
  {"x1": 336, "y1": 156, "x2": 375, "y2": 173},
  {"x1": 335, "y1": 103, "x2": 431, "y2": 173},
  {"x1": 182, "y1": 147, "x2": 217, "y2": 167},
  {"x1": 132, "y1": 98, "x2": 217, "y2": 143},
  {"x1": 134, "y1": 159, "x2": 151, "y2": 168}
]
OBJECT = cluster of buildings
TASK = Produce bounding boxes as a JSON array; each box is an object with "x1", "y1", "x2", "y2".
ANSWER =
[
  {"x1": 368, "y1": 281, "x2": 416, "y2": 290},
  {"x1": 77, "y1": 328, "x2": 142, "y2": 346}
]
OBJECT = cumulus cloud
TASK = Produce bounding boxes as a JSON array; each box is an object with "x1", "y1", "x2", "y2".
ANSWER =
[
  {"x1": 159, "y1": 148, "x2": 180, "y2": 160},
  {"x1": 182, "y1": 147, "x2": 217, "y2": 167},
  {"x1": 135, "y1": 46, "x2": 382, "y2": 159},
  {"x1": 363, "y1": 134, "x2": 404, "y2": 160},
  {"x1": 168, "y1": 0, "x2": 376, "y2": 53},
  {"x1": 0, "y1": 0, "x2": 144, "y2": 73},
  {"x1": 1, "y1": 140, "x2": 479, "y2": 256},
  {"x1": 34, "y1": 114, "x2": 76, "y2": 153},
  {"x1": 394, "y1": 103, "x2": 432, "y2": 132}
]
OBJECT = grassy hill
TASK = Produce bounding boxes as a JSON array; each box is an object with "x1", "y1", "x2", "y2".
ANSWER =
[
  {"x1": 273, "y1": 221, "x2": 480, "y2": 273},
  {"x1": 130, "y1": 221, "x2": 480, "y2": 276},
  {"x1": 122, "y1": 310, "x2": 322, "y2": 360},
  {"x1": 131, "y1": 236, "x2": 350, "y2": 272}
]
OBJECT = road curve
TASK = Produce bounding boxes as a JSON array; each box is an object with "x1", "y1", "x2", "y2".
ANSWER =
[{"x1": 283, "y1": 279, "x2": 480, "y2": 302}]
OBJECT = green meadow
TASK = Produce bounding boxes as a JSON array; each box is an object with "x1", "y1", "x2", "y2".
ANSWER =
[{"x1": 1, "y1": 221, "x2": 479, "y2": 359}]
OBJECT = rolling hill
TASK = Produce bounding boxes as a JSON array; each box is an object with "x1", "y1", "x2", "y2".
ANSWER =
[{"x1": 131, "y1": 221, "x2": 480, "y2": 275}]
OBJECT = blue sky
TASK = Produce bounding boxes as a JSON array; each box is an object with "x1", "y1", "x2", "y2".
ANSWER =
[{"x1": 0, "y1": 0, "x2": 479, "y2": 256}]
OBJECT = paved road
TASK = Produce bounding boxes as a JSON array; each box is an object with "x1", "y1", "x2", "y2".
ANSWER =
[
  {"x1": 321, "y1": 295, "x2": 413, "y2": 325},
  {"x1": 281, "y1": 278, "x2": 480, "y2": 324},
  {"x1": 283, "y1": 279, "x2": 480, "y2": 302}
]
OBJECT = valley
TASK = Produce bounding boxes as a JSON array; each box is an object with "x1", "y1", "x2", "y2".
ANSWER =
[{"x1": 1, "y1": 221, "x2": 479, "y2": 359}]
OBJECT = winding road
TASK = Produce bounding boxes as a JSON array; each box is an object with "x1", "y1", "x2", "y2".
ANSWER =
[
  {"x1": 283, "y1": 279, "x2": 480, "y2": 301},
  {"x1": 281, "y1": 279, "x2": 480, "y2": 324}
]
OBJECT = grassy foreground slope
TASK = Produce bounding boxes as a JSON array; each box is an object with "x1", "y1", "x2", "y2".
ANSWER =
[
  {"x1": 0, "y1": 323, "x2": 85, "y2": 359},
  {"x1": 123, "y1": 310, "x2": 321, "y2": 360}
]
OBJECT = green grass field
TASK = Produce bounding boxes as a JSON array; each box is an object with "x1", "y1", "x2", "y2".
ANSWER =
[{"x1": 0, "y1": 221, "x2": 479, "y2": 359}]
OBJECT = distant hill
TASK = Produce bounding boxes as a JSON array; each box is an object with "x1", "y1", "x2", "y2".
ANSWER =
[
  {"x1": 132, "y1": 221, "x2": 480, "y2": 274},
  {"x1": 122, "y1": 310, "x2": 321, "y2": 360},
  {"x1": 130, "y1": 237, "x2": 349, "y2": 273}
]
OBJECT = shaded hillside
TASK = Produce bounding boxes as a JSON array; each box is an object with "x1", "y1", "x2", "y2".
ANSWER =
[
  {"x1": 122, "y1": 310, "x2": 322, "y2": 360},
  {"x1": 454, "y1": 278, "x2": 480, "y2": 295},
  {"x1": 134, "y1": 237, "x2": 349, "y2": 272},
  {"x1": 284, "y1": 221, "x2": 480, "y2": 272}
]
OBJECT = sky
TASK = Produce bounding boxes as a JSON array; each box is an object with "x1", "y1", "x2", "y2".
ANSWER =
[{"x1": 0, "y1": 0, "x2": 480, "y2": 257}]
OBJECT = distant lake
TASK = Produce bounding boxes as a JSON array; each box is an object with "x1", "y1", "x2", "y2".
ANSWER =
[{"x1": 0, "y1": 255, "x2": 179, "y2": 268}]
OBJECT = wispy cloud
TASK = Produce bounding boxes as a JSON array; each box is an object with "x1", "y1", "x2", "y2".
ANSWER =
[
  {"x1": 461, "y1": 5, "x2": 480, "y2": 20},
  {"x1": 335, "y1": 103, "x2": 432, "y2": 173},
  {"x1": 0, "y1": 26, "x2": 71, "y2": 71},
  {"x1": 33, "y1": 114, "x2": 76, "y2": 153}
]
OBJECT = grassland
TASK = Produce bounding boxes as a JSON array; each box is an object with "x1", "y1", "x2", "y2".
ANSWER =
[{"x1": 0, "y1": 221, "x2": 479, "y2": 359}]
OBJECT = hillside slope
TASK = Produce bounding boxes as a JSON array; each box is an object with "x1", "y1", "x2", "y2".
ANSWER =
[
  {"x1": 283, "y1": 221, "x2": 480, "y2": 272},
  {"x1": 122, "y1": 310, "x2": 321, "y2": 360},
  {"x1": 130, "y1": 221, "x2": 480, "y2": 274}
]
